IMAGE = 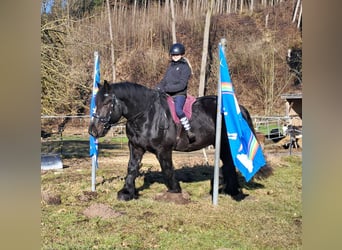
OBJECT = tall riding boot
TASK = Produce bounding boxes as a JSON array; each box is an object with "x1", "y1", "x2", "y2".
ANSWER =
[{"x1": 180, "y1": 117, "x2": 196, "y2": 142}]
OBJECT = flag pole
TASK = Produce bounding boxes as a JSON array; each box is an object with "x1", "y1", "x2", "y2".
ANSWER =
[
  {"x1": 90, "y1": 51, "x2": 100, "y2": 192},
  {"x1": 213, "y1": 38, "x2": 226, "y2": 205},
  {"x1": 91, "y1": 154, "x2": 97, "y2": 191}
]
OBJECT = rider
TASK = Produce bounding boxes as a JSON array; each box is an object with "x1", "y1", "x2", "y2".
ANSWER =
[{"x1": 156, "y1": 43, "x2": 196, "y2": 142}]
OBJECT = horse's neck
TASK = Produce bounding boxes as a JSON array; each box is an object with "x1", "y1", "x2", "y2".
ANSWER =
[{"x1": 118, "y1": 89, "x2": 155, "y2": 121}]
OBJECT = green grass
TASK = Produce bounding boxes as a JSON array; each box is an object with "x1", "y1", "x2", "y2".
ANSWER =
[
  {"x1": 256, "y1": 124, "x2": 281, "y2": 135},
  {"x1": 41, "y1": 152, "x2": 302, "y2": 249}
]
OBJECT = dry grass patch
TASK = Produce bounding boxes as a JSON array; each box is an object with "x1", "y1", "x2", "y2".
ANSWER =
[{"x1": 41, "y1": 149, "x2": 301, "y2": 249}]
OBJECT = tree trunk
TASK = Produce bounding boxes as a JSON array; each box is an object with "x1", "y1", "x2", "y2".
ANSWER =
[
  {"x1": 292, "y1": 0, "x2": 301, "y2": 23},
  {"x1": 297, "y1": 2, "x2": 302, "y2": 29},
  {"x1": 106, "y1": 0, "x2": 116, "y2": 82},
  {"x1": 198, "y1": 0, "x2": 214, "y2": 97},
  {"x1": 170, "y1": 0, "x2": 177, "y2": 43},
  {"x1": 227, "y1": 0, "x2": 231, "y2": 13}
]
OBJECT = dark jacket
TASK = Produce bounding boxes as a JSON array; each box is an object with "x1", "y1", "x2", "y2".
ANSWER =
[{"x1": 157, "y1": 58, "x2": 191, "y2": 96}]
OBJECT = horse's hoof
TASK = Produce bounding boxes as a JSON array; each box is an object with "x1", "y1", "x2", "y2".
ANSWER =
[
  {"x1": 117, "y1": 189, "x2": 136, "y2": 201},
  {"x1": 167, "y1": 189, "x2": 182, "y2": 194},
  {"x1": 231, "y1": 192, "x2": 249, "y2": 202}
]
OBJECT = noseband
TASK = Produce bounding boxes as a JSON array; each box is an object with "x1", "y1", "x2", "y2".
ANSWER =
[{"x1": 92, "y1": 93, "x2": 117, "y2": 129}]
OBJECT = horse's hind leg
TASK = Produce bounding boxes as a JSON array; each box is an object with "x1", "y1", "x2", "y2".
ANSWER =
[
  {"x1": 156, "y1": 150, "x2": 181, "y2": 193},
  {"x1": 117, "y1": 141, "x2": 145, "y2": 201},
  {"x1": 220, "y1": 145, "x2": 248, "y2": 201},
  {"x1": 220, "y1": 150, "x2": 240, "y2": 197}
]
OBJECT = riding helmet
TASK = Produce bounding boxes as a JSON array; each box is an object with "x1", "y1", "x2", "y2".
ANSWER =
[{"x1": 169, "y1": 43, "x2": 185, "y2": 55}]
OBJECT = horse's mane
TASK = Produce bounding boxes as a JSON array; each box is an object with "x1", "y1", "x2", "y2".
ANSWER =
[
  {"x1": 111, "y1": 81, "x2": 147, "y2": 91},
  {"x1": 97, "y1": 81, "x2": 147, "y2": 97},
  {"x1": 100, "y1": 82, "x2": 156, "y2": 109}
]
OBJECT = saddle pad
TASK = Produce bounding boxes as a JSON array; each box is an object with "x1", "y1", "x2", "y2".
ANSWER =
[{"x1": 167, "y1": 95, "x2": 197, "y2": 124}]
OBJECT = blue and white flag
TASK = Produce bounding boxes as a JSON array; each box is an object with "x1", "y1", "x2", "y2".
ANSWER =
[
  {"x1": 219, "y1": 45, "x2": 266, "y2": 182},
  {"x1": 90, "y1": 52, "x2": 100, "y2": 168}
]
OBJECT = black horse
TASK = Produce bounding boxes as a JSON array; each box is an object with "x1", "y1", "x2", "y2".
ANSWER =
[{"x1": 89, "y1": 81, "x2": 262, "y2": 201}]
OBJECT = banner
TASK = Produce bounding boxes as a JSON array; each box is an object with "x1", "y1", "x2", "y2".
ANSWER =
[
  {"x1": 219, "y1": 45, "x2": 266, "y2": 182},
  {"x1": 90, "y1": 52, "x2": 100, "y2": 168}
]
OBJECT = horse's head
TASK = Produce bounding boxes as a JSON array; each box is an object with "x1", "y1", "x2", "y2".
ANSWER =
[{"x1": 88, "y1": 80, "x2": 123, "y2": 138}]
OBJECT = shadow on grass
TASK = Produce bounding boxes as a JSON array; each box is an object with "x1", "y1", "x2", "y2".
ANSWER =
[
  {"x1": 136, "y1": 165, "x2": 265, "y2": 194},
  {"x1": 41, "y1": 140, "x2": 127, "y2": 159},
  {"x1": 42, "y1": 140, "x2": 265, "y2": 194}
]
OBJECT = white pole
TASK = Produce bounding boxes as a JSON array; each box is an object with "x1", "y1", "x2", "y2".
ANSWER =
[
  {"x1": 90, "y1": 51, "x2": 100, "y2": 192},
  {"x1": 213, "y1": 38, "x2": 226, "y2": 205},
  {"x1": 91, "y1": 155, "x2": 97, "y2": 191}
]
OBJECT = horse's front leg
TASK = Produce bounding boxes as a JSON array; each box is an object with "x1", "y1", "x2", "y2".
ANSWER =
[
  {"x1": 117, "y1": 141, "x2": 145, "y2": 201},
  {"x1": 156, "y1": 150, "x2": 181, "y2": 193}
]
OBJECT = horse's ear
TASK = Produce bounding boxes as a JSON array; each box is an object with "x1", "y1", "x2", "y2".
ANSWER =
[{"x1": 103, "y1": 80, "x2": 110, "y2": 92}]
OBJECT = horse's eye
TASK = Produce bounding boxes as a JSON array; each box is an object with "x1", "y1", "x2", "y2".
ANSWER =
[{"x1": 103, "y1": 98, "x2": 112, "y2": 105}]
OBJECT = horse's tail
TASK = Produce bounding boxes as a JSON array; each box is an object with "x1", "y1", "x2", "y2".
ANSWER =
[
  {"x1": 254, "y1": 163, "x2": 273, "y2": 180},
  {"x1": 239, "y1": 105, "x2": 257, "y2": 136}
]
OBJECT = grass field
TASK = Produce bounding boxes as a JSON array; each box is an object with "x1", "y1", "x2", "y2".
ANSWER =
[{"x1": 41, "y1": 140, "x2": 302, "y2": 249}]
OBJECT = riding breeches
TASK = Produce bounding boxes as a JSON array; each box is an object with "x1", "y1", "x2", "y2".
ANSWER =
[{"x1": 173, "y1": 95, "x2": 186, "y2": 119}]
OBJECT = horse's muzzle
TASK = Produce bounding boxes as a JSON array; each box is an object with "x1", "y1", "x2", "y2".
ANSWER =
[{"x1": 88, "y1": 124, "x2": 98, "y2": 138}]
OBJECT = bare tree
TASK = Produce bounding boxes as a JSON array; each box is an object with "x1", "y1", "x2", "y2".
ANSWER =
[
  {"x1": 41, "y1": 0, "x2": 302, "y2": 116},
  {"x1": 292, "y1": 0, "x2": 302, "y2": 29},
  {"x1": 198, "y1": 0, "x2": 214, "y2": 97},
  {"x1": 250, "y1": 0, "x2": 254, "y2": 12},
  {"x1": 106, "y1": 0, "x2": 116, "y2": 81},
  {"x1": 292, "y1": 0, "x2": 301, "y2": 23},
  {"x1": 170, "y1": 0, "x2": 177, "y2": 43}
]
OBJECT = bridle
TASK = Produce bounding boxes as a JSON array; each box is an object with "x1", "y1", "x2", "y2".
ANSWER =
[{"x1": 92, "y1": 93, "x2": 117, "y2": 129}]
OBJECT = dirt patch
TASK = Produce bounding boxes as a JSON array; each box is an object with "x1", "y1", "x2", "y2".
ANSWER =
[
  {"x1": 82, "y1": 203, "x2": 125, "y2": 219},
  {"x1": 41, "y1": 191, "x2": 62, "y2": 205},
  {"x1": 154, "y1": 191, "x2": 191, "y2": 205},
  {"x1": 76, "y1": 191, "x2": 98, "y2": 202}
]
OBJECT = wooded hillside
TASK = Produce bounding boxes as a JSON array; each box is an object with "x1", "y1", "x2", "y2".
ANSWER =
[{"x1": 41, "y1": 0, "x2": 302, "y2": 116}]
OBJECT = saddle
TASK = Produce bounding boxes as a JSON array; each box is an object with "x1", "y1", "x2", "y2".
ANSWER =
[{"x1": 166, "y1": 95, "x2": 197, "y2": 124}]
